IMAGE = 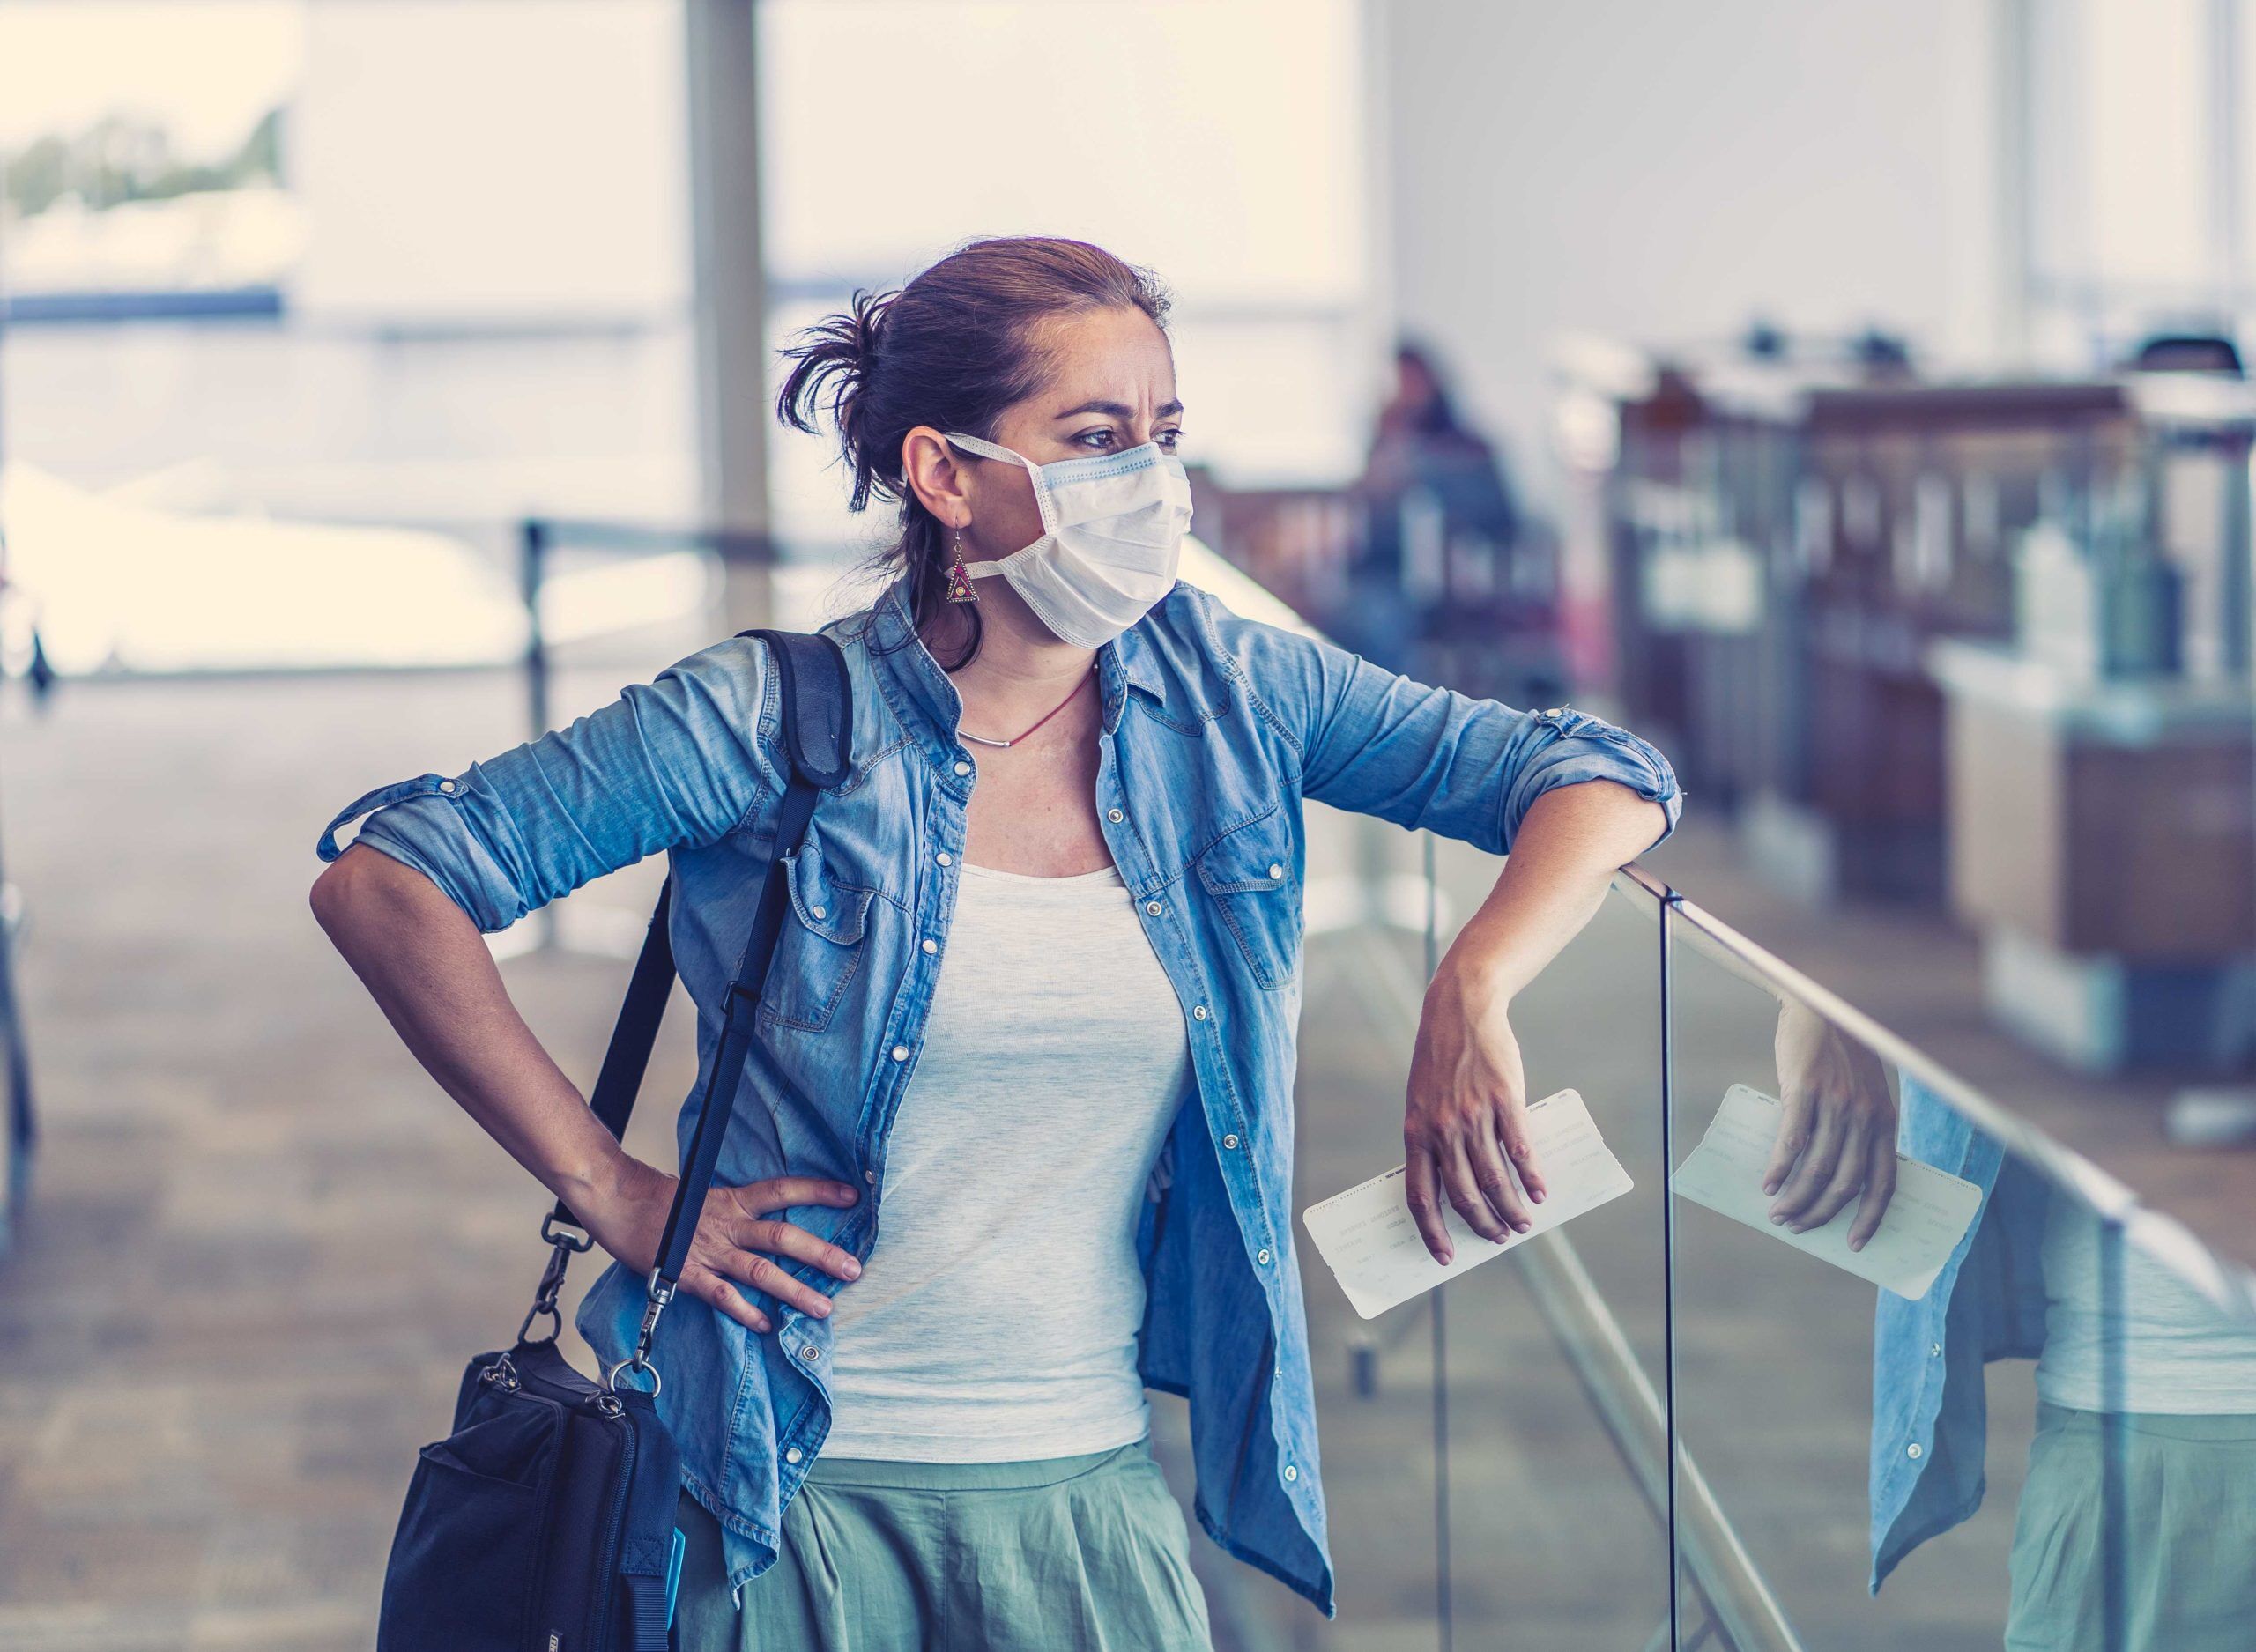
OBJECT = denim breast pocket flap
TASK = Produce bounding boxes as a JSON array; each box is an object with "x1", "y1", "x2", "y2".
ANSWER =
[
  {"x1": 1195, "y1": 804, "x2": 1298, "y2": 989},
  {"x1": 1196, "y1": 806, "x2": 1294, "y2": 896},
  {"x1": 782, "y1": 837, "x2": 877, "y2": 946}
]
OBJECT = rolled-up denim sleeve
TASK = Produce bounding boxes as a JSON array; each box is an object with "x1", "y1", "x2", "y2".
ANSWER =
[
  {"x1": 313, "y1": 635, "x2": 777, "y2": 932},
  {"x1": 1201, "y1": 595, "x2": 1681, "y2": 855}
]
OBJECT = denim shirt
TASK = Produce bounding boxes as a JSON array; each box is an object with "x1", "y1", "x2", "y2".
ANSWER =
[
  {"x1": 1868, "y1": 1072, "x2": 2049, "y2": 1594},
  {"x1": 315, "y1": 578, "x2": 1682, "y2": 1615}
]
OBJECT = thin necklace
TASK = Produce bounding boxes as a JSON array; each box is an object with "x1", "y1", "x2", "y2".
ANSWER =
[{"x1": 958, "y1": 663, "x2": 1096, "y2": 748}]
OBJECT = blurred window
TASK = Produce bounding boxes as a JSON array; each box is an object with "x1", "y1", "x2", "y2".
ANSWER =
[
  {"x1": 2022, "y1": 0, "x2": 2245, "y2": 364},
  {"x1": 759, "y1": 0, "x2": 1377, "y2": 547}
]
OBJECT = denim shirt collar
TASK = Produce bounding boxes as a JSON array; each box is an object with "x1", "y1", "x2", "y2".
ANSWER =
[{"x1": 859, "y1": 576, "x2": 1170, "y2": 747}]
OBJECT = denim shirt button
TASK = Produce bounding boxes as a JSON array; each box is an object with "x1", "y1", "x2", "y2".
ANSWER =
[
  {"x1": 1929, "y1": 1343, "x2": 1942, "y2": 1358},
  {"x1": 936, "y1": 851, "x2": 953, "y2": 867},
  {"x1": 1222, "y1": 1133, "x2": 1239, "y2": 1150},
  {"x1": 1905, "y1": 1442, "x2": 1923, "y2": 1460},
  {"x1": 953, "y1": 761, "x2": 972, "y2": 777},
  {"x1": 1192, "y1": 1005, "x2": 1209, "y2": 1021},
  {"x1": 921, "y1": 938, "x2": 939, "y2": 955},
  {"x1": 438, "y1": 779, "x2": 457, "y2": 794},
  {"x1": 1282, "y1": 1464, "x2": 1299, "y2": 1484},
  {"x1": 1146, "y1": 900, "x2": 1162, "y2": 916},
  {"x1": 1257, "y1": 1248, "x2": 1272, "y2": 1265},
  {"x1": 1108, "y1": 808, "x2": 1124, "y2": 823},
  {"x1": 891, "y1": 1045, "x2": 909, "y2": 1062},
  {"x1": 785, "y1": 1448, "x2": 803, "y2": 1464}
]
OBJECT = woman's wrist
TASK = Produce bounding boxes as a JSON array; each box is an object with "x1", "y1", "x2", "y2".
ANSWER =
[
  {"x1": 1429, "y1": 936, "x2": 1523, "y2": 1011},
  {"x1": 547, "y1": 1137, "x2": 658, "y2": 1235}
]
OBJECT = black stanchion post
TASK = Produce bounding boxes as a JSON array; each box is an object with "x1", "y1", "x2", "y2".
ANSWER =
[
  {"x1": 0, "y1": 196, "x2": 31, "y2": 1246},
  {"x1": 1659, "y1": 888, "x2": 1683, "y2": 1651},
  {"x1": 521, "y1": 518, "x2": 556, "y2": 952}
]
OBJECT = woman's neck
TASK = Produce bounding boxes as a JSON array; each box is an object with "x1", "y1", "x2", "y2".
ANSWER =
[{"x1": 921, "y1": 584, "x2": 1097, "y2": 721}]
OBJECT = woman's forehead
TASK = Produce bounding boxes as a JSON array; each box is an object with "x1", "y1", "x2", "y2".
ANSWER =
[{"x1": 1029, "y1": 307, "x2": 1177, "y2": 409}]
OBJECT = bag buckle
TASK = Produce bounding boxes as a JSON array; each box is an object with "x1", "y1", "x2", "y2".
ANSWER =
[
  {"x1": 605, "y1": 1275, "x2": 674, "y2": 1396},
  {"x1": 540, "y1": 1214, "x2": 594, "y2": 1253},
  {"x1": 479, "y1": 1351, "x2": 523, "y2": 1391},
  {"x1": 516, "y1": 1244, "x2": 574, "y2": 1345}
]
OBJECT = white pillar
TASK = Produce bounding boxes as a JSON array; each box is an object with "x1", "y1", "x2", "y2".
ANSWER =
[{"x1": 684, "y1": 0, "x2": 773, "y2": 633}]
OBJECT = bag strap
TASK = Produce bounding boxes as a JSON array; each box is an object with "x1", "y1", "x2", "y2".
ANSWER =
[{"x1": 516, "y1": 628, "x2": 852, "y2": 1372}]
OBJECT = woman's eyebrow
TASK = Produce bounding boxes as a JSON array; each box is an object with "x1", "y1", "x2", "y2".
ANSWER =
[{"x1": 1052, "y1": 398, "x2": 1186, "y2": 419}]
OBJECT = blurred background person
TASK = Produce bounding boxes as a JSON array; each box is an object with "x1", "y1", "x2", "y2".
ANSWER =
[{"x1": 1331, "y1": 341, "x2": 1522, "y2": 674}]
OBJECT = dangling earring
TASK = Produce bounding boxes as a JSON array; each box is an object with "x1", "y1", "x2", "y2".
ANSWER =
[{"x1": 946, "y1": 526, "x2": 978, "y2": 604}]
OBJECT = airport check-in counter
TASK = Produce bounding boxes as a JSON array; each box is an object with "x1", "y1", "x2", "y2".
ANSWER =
[{"x1": 1558, "y1": 351, "x2": 2255, "y2": 1074}]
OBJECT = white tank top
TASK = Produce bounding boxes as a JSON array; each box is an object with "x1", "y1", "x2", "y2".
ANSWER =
[
  {"x1": 2036, "y1": 1193, "x2": 2256, "y2": 1413},
  {"x1": 820, "y1": 858, "x2": 1193, "y2": 1460}
]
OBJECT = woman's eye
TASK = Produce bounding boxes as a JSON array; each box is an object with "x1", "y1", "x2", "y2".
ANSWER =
[
  {"x1": 1156, "y1": 428, "x2": 1183, "y2": 452},
  {"x1": 1074, "y1": 428, "x2": 1119, "y2": 451}
]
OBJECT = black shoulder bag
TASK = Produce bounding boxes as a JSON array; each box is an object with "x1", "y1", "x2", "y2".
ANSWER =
[{"x1": 376, "y1": 628, "x2": 852, "y2": 1652}]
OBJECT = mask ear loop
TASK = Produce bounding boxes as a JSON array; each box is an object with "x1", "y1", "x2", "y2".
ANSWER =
[{"x1": 944, "y1": 432, "x2": 1062, "y2": 546}]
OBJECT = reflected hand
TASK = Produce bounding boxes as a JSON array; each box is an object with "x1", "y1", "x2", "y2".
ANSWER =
[
  {"x1": 1402, "y1": 965, "x2": 1546, "y2": 1263},
  {"x1": 1766, "y1": 999, "x2": 1898, "y2": 1250},
  {"x1": 583, "y1": 1156, "x2": 863, "y2": 1335}
]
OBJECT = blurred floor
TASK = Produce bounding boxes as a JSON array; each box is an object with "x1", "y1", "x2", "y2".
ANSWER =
[{"x1": 0, "y1": 657, "x2": 2242, "y2": 1648}]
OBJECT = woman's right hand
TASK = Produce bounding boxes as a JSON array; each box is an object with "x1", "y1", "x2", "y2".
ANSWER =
[
  {"x1": 1766, "y1": 999, "x2": 1898, "y2": 1250},
  {"x1": 583, "y1": 1156, "x2": 864, "y2": 1334}
]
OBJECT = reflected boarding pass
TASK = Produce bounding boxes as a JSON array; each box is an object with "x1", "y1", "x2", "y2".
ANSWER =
[{"x1": 1669, "y1": 1084, "x2": 1981, "y2": 1300}]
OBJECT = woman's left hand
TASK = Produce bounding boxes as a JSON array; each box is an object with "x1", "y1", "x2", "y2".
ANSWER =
[{"x1": 1402, "y1": 965, "x2": 1546, "y2": 1263}]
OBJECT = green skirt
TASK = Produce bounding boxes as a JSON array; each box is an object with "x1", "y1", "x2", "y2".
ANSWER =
[
  {"x1": 2006, "y1": 1400, "x2": 2256, "y2": 1652},
  {"x1": 672, "y1": 1438, "x2": 1214, "y2": 1652}
]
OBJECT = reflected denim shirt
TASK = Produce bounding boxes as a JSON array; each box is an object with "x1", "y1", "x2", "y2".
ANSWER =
[
  {"x1": 1868, "y1": 1072, "x2": 2049, "y2": 1593},
  {"x1": 315, "y1": 578, "x2": 1682, "y2": 1614}
]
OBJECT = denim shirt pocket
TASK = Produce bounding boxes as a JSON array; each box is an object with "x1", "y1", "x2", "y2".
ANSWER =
[
  {"x1": 1194, "y1": 803, "x2": 1300, "y2": 991},
  {"x1": 761, "y1": 834, "x2": 879, "y2": 1033}
]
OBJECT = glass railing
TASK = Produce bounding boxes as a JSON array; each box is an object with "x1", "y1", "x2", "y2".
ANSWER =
[
  {"x1": 1243, "y1": 812, "x2": 2256, "y2": 1652},
  {"x1": 1664, "y1": 891, "x2": 2256, "y2": 1652}
]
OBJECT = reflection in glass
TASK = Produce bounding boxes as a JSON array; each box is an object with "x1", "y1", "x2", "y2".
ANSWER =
[{"x1": 2001, "y1": 1195, "x2": 2256, "y2": 1650}]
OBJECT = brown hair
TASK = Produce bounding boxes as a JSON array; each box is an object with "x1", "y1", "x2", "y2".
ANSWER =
[{"x1": 776, "y1": 236, "x2": 1171, "y2": 665}]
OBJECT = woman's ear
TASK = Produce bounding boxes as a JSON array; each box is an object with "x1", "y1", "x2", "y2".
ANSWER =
[{"x1": 902, "y1": 426, "x2": 971, "y2": 529}]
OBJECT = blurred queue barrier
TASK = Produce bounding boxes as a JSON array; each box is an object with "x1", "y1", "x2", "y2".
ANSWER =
[{"x1": 497, "y1": 522, "x2": 2256, "y2": 1652}]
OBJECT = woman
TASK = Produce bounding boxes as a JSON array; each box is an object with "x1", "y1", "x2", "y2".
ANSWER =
[{"x1": 310, "y1": 237, "x2": 1681, "y2": 1649}]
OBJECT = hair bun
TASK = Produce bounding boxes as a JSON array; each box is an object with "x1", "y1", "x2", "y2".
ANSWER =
[{"x1": 776, "y1": 285, "x2": 900, "y2": 509}]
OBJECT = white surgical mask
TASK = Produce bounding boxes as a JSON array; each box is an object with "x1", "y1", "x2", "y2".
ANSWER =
[{"x1": 945, "y1": 431, "x2": 1194, "y2": 648}]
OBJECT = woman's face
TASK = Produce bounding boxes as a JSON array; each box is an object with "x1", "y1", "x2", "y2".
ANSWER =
[{"x1": 953, "y1": 305, "x2": 1183, "y2": 565}]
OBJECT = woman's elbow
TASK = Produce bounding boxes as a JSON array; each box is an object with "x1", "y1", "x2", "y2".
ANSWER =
[{"x1": 309, "y1": 842, "x2": 409, "y2": 941}]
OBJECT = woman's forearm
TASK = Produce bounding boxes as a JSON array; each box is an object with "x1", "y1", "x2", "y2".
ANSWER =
[
  {"x1": 1434, "y1": 780, "x2": 1666, "y2": 1003},
  {"x1": 309, "y1": 842, "x2": 638, "y2": 1219}
]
